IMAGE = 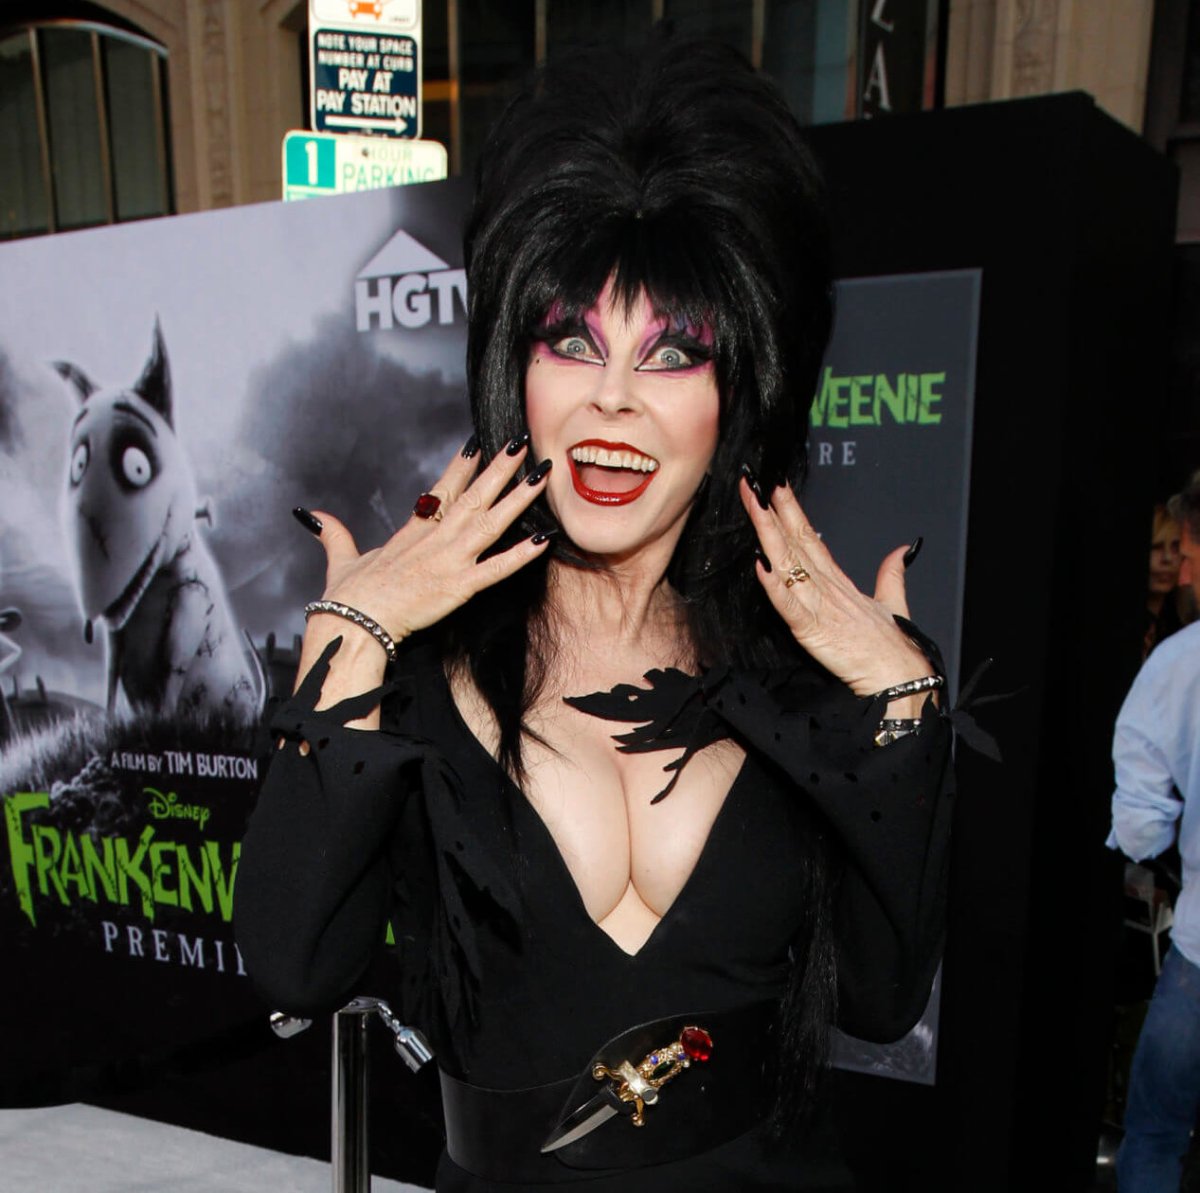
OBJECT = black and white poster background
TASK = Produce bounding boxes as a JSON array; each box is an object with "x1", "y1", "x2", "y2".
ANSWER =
[
  {"x1": 0, "y1": 179, "x2": 471, "y2": 719},
  {"x1": 0, "y1": 179, "x2": 473, "y2": 1101},
  {"x1": 0, "y1": 169, "x2": 976, "y2": 1115}
]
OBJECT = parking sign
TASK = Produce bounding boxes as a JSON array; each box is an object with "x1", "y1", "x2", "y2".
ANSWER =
[{"x1": 309, "y1": 0, "x2": 422, "y2": 138}]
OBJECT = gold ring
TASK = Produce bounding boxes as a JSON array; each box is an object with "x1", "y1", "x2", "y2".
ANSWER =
[{"x1": 784, "y1": 564, "x2": 810, "y2": 588}]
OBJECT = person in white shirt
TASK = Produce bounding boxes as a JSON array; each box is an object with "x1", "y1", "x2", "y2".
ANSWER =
[{"x1": 1110, "y1": 473, "x2": 1200, "y2": 1192}]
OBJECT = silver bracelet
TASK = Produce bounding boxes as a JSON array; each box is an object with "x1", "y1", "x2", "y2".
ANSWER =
[
  {"x1": 874, "y1": 717, "x2": 922, "y2": 748},
  {"x1": 303, "y1": 600, "x2": 397, "y2": 661},
  {"x1": 871, "y1": 674, "x2": 944, "y2": 702}
]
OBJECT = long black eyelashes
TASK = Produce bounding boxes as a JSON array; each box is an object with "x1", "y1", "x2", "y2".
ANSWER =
[
  {"x1": 652, "y1": 331, "x2": 713, "y2": 365},
  {"x1": 538, "y1": 324, "x2": 602, "y2": 362},
  {"x1": 531, "y1": 321, "x2": 713, "y2": 367}
]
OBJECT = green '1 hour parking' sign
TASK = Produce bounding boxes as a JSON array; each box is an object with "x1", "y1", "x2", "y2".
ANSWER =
[{"x1": 281, "y1": 130, "x2": 447, "y2": 201}]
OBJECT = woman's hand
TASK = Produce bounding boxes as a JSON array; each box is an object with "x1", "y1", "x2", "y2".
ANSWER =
[
  {"x1": 288, "y1": 437, "x2": 551, "y2": 725},
  {"x1": 311, "y1": 435, "x2": 552, "y2": 645},
  {"x1": 739, "y1": 476, "x2": 934, "y2": 715}
]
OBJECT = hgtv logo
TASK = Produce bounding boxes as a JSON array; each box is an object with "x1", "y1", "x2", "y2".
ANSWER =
[{"x1": 355, "y1": 230, "x2": 467, "y2": 331}]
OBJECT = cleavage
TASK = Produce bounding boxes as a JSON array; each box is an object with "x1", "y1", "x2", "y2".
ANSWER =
[{"x1": 449, "y1": 668, "x2": 744, "y2": 954}]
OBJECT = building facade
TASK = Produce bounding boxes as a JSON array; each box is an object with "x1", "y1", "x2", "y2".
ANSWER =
[{"x1": 1, "y1": 0, "x2": 1181, "y2": 236}]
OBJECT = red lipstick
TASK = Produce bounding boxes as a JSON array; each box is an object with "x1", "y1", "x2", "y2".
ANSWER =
[{"x1": 567, "y1": 439, "x2": 658, "y2": 506}]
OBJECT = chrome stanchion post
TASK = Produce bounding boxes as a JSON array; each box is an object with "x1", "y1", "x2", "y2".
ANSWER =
[
  {"x1": 272, "y1": 997, "x2": 432, "y2": 1193},
  {"x1": 332, "y1": 998, "x2": 374, "y2": 1193}
]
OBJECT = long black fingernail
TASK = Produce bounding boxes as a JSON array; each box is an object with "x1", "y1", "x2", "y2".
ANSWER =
[
  {"x1": 754, "y1": 548, "x2": 772, "y2": 573},
  {"x1": 461, "y1": 433, "x2": 479, "y2": 459},
  {"x1": 293, "y1": 507, "x2": 322, "y2": 535},
  {"x1": 531, "y1": 529, "x2": 558, "y2": 545},
  {"x1": 506, "y1": 430, "x2": 531, "y2": 456},
  {"x1": 526, "y1": 458, "x2": 553, "y2": 485},
  {"x1": 739, "y1": 463, "x2": 769, "y2": 510},
  {"x1": 903, "y1": 536, "x2": 924, "y2": 569}
]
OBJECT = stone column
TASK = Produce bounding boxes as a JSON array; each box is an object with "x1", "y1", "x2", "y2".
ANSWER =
[{"x1": 945, "y1": 0, "x2": 1155, "y2": 134}]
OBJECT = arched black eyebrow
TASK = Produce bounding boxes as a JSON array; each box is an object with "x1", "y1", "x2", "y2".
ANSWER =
[{"x1": 112, "y1": 401, "x2": 158, "y2": 436}]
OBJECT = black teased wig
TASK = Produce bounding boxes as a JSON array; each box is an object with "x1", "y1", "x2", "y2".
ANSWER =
[
  {"x1": 445, "y1": 30, "x2": 839, "y2": 1136},
  {"x1": 465, "y1": 32, "x2": 832, "y2": 504},
  {"x1": 448, "y1": 29, "x2": 835, "y2": 755}
]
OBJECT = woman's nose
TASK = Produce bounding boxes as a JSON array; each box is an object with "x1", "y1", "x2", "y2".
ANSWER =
[{"x1": 589, "y1": 367, "x2": 639, "y2": 416}]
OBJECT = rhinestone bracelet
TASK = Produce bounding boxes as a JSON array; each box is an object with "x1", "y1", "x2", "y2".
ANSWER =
[
  {"x1": 870, "y1": 674, "x2": 944, "y2": 703},
  {"x1": 304, "y1": 600, "x2": 397, "y2": 662}
]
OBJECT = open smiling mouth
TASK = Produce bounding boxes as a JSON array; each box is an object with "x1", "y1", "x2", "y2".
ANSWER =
[
  {"x1": 103, "y1": 531, "x2": 164, "y2": 631},
  {"x1": 568, "y1": 440, "x2": 659, "y2": 506}
]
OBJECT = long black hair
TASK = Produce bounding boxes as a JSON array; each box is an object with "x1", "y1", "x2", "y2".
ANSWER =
[
  {"x1": 446, "y1": 30, "x2": 834, "y2": 766},
  {"x1": 444, "y1": 30, "x2": 839, "y2": 1134}
]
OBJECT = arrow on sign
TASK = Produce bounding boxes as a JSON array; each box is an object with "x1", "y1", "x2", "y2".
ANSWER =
[{"x1": 325, "y1": 114, "x2": 409, "y2": 133}]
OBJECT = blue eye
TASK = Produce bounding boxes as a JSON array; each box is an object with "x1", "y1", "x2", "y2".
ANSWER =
[
  {"x1": 641, "y1": 343, "x2": 694, "y2": 371},
  {"x1": 554, "y1": 335, "x2": 594, "y2": 359}
]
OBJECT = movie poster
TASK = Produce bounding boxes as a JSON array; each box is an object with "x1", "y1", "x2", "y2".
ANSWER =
[
  {"x1": 0, "y1": 180, "x2": 473, "y2": 1118},
  {"x1": 814, "y1": 270, "x2": 980, "y2": 1083}
]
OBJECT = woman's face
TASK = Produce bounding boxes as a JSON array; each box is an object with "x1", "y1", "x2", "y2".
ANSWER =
[
  {"x1": 1150, "y1": 512, "x2": 1182, "y2": 595},
  {"x1": 525, "y1": 281, "x2": 719, "y2": 561}
]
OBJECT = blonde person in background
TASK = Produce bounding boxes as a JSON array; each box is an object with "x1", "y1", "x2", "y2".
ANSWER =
[{"x1": 1144, "y1": 502, "x2": 1189, "y2": 660}]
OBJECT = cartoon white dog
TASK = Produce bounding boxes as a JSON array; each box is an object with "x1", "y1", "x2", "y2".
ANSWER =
[{"x1": 56, "y1": 321, "x2": 263, "y2": 721}]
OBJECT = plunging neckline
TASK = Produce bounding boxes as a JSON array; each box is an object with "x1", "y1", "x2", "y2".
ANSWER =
[{"x1": 437, "y1": 665, "x2": 749, "y2": 960}]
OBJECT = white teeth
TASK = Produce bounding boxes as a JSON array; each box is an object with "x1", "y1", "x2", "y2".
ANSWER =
[{"x1": 570, "y1": 446, "x2": 659, "y2": 472}]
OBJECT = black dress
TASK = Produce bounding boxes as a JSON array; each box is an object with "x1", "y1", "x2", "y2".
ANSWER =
[{"x1": 235, "y1": 635, "x2": 953, "y2": 1190}]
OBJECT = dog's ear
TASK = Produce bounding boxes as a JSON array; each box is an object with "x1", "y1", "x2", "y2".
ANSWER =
[
  {"x1": 134, "y1": 317, "x2": 172, "y2": 427},
  {"x1": 53, "y1": 360, "x2": 97, "y2": 401}
]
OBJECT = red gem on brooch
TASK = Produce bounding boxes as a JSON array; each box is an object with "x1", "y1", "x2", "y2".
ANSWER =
[
  {"x1": 680, "y1": 1026, "x2": 713, "y2": 1062},
  {"x1": 412, "y1": 493, "x2": 442, "y2": 519}
]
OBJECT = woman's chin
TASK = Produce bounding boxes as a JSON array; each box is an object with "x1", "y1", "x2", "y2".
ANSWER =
[
  {"x1": 563, "y1": 528, "x2": 654, "y2": 561},
  {"x1": 554, "y1": 509, "x2": 676, "y2": 565}
]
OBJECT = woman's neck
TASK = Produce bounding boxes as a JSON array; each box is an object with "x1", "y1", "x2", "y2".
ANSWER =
[{"x1": 544, "y1": 556, "x2": 692, "y2": 676}]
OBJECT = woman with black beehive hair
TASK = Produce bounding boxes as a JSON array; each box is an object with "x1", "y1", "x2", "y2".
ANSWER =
[{"x1": 236, "y1": 30, "x2": 953, "y2": 1189}]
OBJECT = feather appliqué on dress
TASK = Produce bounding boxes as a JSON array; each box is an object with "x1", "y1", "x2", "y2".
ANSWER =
[
  {"x1": 564, "y1": 666, "x2": 736, "y2": 802},
  {"x1": 563, "y1": 612, "x2": 972, "y2": 803},
  {"x1": 268, "y1": 636, "x2": 520, "y2": 1061},
  {"x1": 561, "y1": 662, "x2": 870, "y2": 803}
]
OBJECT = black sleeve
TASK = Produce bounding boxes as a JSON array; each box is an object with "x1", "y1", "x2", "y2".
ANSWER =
[
  {"x1": 234, "y1": 641, "x2": 429, "y2": 1017},
  {"x1": 709, "y1": 672, "x2": 953, "y2": 1043}
]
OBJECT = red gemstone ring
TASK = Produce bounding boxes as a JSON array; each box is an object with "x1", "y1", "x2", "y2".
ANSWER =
[{"x1": 413, "y1": 492, "x2": 444, "y2": 521}]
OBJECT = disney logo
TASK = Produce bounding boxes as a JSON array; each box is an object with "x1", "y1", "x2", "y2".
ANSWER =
[{"x1": 145, "y1": 787, "x2": 212, "y2": 832}]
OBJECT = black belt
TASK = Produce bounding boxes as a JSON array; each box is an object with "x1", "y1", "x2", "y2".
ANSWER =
[{"x1": 440, "y1": 1002, "x2": 776, "y2": 1183}]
